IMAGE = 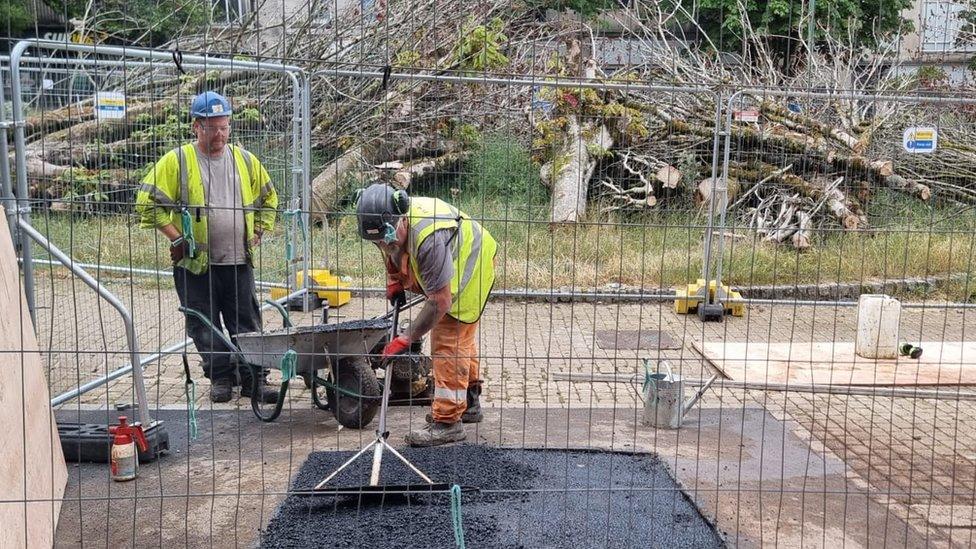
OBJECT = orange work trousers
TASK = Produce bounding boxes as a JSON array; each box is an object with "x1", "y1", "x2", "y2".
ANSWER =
[{"x1": 430, "y1": 314, "x2": 480, "y2": 423}]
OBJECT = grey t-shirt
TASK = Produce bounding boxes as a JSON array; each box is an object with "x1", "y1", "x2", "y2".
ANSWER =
[
  {"x1": 414, "y1": 228, "x2": 455, "y2": 293},
  {"x1": 196, "y1": 145, "x2": 246, "y2": 265}
]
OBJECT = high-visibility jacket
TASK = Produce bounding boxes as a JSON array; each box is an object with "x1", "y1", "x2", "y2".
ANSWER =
[
  {"x1": 135, "y1": 143, "x2": 278, "y2": 274},
  {"x1": 406, "y1": 197, "x2": 497, "y2": 323}
]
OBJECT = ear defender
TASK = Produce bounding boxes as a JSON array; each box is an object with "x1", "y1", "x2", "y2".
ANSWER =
[{"x1": 391, "y1": 189, "x2": 410, "y2": 214}]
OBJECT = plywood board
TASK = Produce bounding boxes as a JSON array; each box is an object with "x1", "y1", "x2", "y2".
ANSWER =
[
  {"x1": 0, "y1": 209, "x2": 68, "y2": 548},
  {"x1": 696, "y1": 340, "x2": 976, "y2": 386}
]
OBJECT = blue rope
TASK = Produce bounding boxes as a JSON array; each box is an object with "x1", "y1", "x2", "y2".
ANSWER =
[
  {"x1": 280, "y1": 349, "x2": 297, "y2": 380},
  {"x1": 450, "y1": 484, "x2": 465, "y2": 549}
]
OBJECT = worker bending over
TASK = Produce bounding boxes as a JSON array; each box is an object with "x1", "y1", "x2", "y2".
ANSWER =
[
  {"x1": 135, "y1": 91, "x2": 279, "y2": 404},
  {"x1": 356, "y1": 183, "x2": 497, "y2": 446}
]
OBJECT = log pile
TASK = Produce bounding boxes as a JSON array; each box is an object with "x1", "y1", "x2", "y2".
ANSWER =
[{"x1": 16, "y1": 0, "x2": 976, "y2": 247}]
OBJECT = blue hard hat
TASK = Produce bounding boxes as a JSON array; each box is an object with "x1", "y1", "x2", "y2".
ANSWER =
[{"x1": 190, "y1": 91, "x2": 232, "y2": 118}]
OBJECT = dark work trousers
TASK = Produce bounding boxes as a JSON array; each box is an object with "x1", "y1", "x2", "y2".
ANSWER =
[{"x1": 173, "y1": 264, "x2": 263, "y2": 383}]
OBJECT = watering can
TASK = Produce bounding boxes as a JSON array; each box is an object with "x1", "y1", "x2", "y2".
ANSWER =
[{"x1": 641, "y1": 359, "x2": 719, "y2": 429}]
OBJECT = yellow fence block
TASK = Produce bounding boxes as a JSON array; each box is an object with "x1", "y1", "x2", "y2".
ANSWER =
[
  {"x1": 673, "y1": 279, "x2": 745, "y2": 317},
  {"x1": 270, "y1": 269, "x2": 351, "y2": 307}
]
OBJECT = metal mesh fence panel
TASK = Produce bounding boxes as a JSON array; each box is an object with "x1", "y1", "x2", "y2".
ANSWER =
[{"x1": 3, "y1": 24, "x2": 976, "y2": 549}]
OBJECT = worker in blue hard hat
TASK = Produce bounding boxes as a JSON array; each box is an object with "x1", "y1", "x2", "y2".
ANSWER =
[{"x1": 135, "y1": 90, "x2": 280, "y2": 404}]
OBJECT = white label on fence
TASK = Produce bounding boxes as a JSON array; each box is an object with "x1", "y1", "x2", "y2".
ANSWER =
[
  {"x1": 903, "y1": 126, "x2": 938, "y2": 153},
  {"x1": 42, "y1": 78, "x2": 55, "y2": 90},
  {"x1": 95, "y1": 92, "x2": 126, "y2": 120},
  {"x1": 733, "y1": 109, "x2": 759, "y2": 122}
]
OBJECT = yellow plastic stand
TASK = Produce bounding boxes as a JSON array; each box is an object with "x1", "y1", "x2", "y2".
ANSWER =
[
  {"x1": 674, "y1": 279, "x2": 745, "y2": 317},
  {"x1": 270, "y1": 269, "x2": 351, "y2": 307}
]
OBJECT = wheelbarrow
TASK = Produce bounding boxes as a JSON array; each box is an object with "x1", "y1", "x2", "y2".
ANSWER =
[{"x1": 180, "y1": 296, "x2": 431, "y2": 428}]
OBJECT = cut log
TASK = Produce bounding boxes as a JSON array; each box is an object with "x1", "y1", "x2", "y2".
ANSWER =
[
  {"x1": 655, "y1": 165, "x2": 681, "y2": 189},
  {"x1": 25, "y1": 101, "x2": 96, "y2": 140},
  {"x1": 791, "y1": 211, "x2": 812, "y2": 250},
  {"x1": 760, "y1": 101, "x2": 862, "y2": 152},
  {"x1": 23, "y1": 152, "x2": 71, "y2": 180},
  {"x1": 819, "y1": 179, "x2": 866, "y2": 230},
  {"x1": 392, "y1": 153, "x2": 466, "y2": 189},
  {"x1": 695, "y1": 177, "x2": 739, "y2": 208},
  {"x1": 883, "y1": 174, "x2": 932, "y2": 201},
  {"x1": 870, "y1": 160, "x2": 894, "y2": 178},
  {"x1": 540, "y1": 161, "x2": 553, "y2": 188},
  {"x1": 309, "y1": 145, "x2": 366, "y2": 223},
  {"x1": 777, "y1": 174, "x2": 865, "y2": 230},
  {"x1": 549, "y1": 115, "x2": 612, "y2": 223}
]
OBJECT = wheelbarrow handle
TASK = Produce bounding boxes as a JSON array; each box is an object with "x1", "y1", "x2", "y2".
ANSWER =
[{"x1": 374, "y1": 295, "x2": 425, "y2": 321}]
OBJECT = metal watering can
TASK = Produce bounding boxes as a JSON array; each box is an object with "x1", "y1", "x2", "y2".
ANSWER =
[{"x1": 641, "y1": 359, "x2": 719, "y2": 429}]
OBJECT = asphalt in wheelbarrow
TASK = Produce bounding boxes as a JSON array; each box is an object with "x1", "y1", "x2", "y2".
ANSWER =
[
  {"x1": 267, "y1": 317, "x2": 392, "y2": 334},
  {"x1": 260, "y1": 444, "x2": 723, "y2": 548}
]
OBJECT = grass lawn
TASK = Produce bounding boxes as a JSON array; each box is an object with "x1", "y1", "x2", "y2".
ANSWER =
[{"x1": 26, "y1": 186, "x2": 976, "y2": 301}]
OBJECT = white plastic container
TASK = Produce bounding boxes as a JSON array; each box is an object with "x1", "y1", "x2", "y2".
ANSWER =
[{"x1": 855, "y1": 294, "x2": 901, "y2": 359}]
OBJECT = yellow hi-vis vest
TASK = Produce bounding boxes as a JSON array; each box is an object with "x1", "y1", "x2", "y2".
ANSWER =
[
  {"x1": 134, "y1": 143, "x2": 278, "y2": 274},
  {"x1": 406, "y1": 197, "x2": 497, "y2": 324}
]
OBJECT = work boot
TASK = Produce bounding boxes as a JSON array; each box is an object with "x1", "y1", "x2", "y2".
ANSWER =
[
  {"x1": 462, "y1": 383, "x2": 483, "y2": 423},
  {"x1": 209, "y1": 377, "x2": 233, "y2": 403},
  {"x1": 425, "y1": 385, "x2": 483, "y2": 424},
  {"x1": 240, "y1": 373, "x2": 280, "y2": 404},
  {"x1": 405, "y1": 421, "x2": 466, "y2": 447}
]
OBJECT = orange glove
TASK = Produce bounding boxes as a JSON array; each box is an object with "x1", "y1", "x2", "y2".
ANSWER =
[
  {"x1": 382, "y1": 336, "x2": 410, "y2": 360},
  {"x1": 386, "y1": 280, "x2": 406, "y2": 307}
]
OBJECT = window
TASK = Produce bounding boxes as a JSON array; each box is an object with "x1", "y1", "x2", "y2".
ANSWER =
[
  {"x1": 214, "y1": 0, "x2": 250, "y2": 25},
  {"x1": 921, "y1": 0, "x2": 976, "y2": 53}
]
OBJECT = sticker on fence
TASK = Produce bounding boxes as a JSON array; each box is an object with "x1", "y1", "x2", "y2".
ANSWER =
[
  {"x1": 733, "y1": 109, "x2": 759, "y2": 122},
  {"x1": 902, "y1": 126, "x2": 938, "y2": 153},
  {"x1": 95, "y1": 92, "x2": 126, "y2": 120}
]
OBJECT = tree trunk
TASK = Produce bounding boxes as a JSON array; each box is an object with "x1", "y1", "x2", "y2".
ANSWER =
[
  {"x1": 392, "y1": 153, "x2": 467, "y2": 189},
  {"x1": 549, "y1": 115, "x2": 612, "y2": 223},
  {"x1": 309, "y1": 146, "x2": 366, "y2": 223}
]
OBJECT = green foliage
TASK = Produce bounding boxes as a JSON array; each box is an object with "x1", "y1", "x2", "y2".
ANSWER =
[
  {"x1": 452, "y1": 18, "x2": 510, "y2": 72},
  {"x1": 394, "y1": 50, "x2": 423, "y2": 67},
  {"x1": 915, "y1": 65, "x2": 949, "y2": 88},
  {"x1": 130, "y1": 112, "x2": 191, "y2": 152},
  {"x1": 670, "y1": 0, "x2": 913, "y2": 52},
  {"x1": 45, "y1": 0, "x2": 211, "y2": 46},
  {"x1": 436, "y1": 120, "x2": 482, "y2": 152},
  {"x1": 233, "y1": 107, "x2": 262, "y2": 124},
  {"x1": 0, "y1": 0, "x2": 32, "y2": 35},
  {"x1": 524, "y1": 0, "x2": 616, "y2": 17},
  {"x1": 56, "y1": 169, "x2": 113, "y2": 214},
  {"x1": 465, "y1": 134, "x2": 547, "y2": 205}
]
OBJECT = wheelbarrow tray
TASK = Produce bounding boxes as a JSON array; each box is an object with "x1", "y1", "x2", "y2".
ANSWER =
[{"x1": 235, "y1": 318, "x2": 391, "y2": 374}]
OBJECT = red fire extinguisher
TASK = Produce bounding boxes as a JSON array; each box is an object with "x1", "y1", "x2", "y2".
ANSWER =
[{"x1": 109, "y1": 416, "x2": 149, "y2": 482}]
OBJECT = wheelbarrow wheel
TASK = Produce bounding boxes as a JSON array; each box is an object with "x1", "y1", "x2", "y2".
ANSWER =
[{"x1": 328, "y1": 357, "x2": 381, "y2": 429}]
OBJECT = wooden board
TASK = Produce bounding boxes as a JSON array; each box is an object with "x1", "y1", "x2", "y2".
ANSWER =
[
  {"x1": 696, "y1": 340, "x2": 976, "y2": 386},
  {"x1": 0, "y1": 209, "x2": 67, "y2": 548}
]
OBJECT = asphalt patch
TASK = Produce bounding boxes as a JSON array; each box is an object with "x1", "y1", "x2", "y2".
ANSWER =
[{"x1": 262, "y1": 445, "x2": 724, "y2": 548}]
